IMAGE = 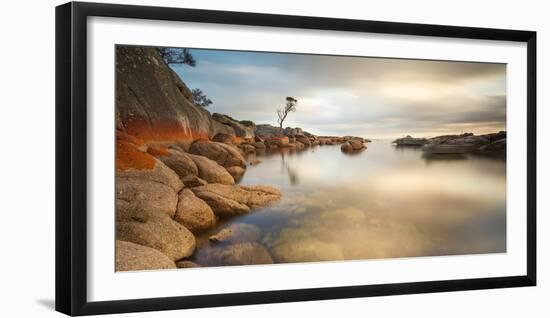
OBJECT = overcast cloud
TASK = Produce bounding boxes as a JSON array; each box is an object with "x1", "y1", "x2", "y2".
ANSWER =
[{"x1": 172, "y1": 49, "x2": 506, "y2": 139}]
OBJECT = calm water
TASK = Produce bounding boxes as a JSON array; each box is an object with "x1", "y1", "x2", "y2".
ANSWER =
[{"x1": 192, "y1": 141, "x2": 506, "y2": 265}]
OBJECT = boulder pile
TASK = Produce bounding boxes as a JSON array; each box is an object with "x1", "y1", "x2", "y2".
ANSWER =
[
  {"x1": 251, "y1": 124, "x2": 368, "y2": 152},
  {"x1": 115, "y1": 135, "x2": 282, "y2": 271}
]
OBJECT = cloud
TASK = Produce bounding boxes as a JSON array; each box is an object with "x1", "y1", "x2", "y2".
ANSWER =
[{"x1": 173, "y1": 49, "x2": 506, "y2": 138}]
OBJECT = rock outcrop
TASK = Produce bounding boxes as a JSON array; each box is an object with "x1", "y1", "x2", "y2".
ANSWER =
[
  {"x1": 212, "y1": 133, "x2": 236, "y2": 145},
  {"x1": 116, "y1": 47, "x2": 219, "y2": 144},
  {"x1": 238, "y1": 143, "x2": 256, "y2": 154},
  {"x1": 295, "y1": 135, "x2": 311, "y2": 147},
  {"x1": 393, "y1": 135, "x2": 428, "y2": 146},
  {"x1": 189, "y1": 140, "x2": 246, "y2": 169},
  {"x1": 265, "y1": 136, "x2": 290, "y2": 148},
  {"x1": 116, "y1": 177, "x2": 178, "y2": 218},
  {"x1": 116, "y1": 240, "x2": 176, "y2": 271},
  {"x1": 148, "y1": 146, "x2": 199, "y2": 181},
  {"x1": 254, "y1": 124, "x2": 284, "y2": 139},
  {"x1": 212, "y1": 113, "x2": 255, "y2": 139},
  {"x1": 340, "y1": 138, "x2": 367, "y2": 153},
  {"x1": 253, "y1": 141, "x2": 266, "y2": 149},
  {"x1": 283, "y1": 127, "x2": 304, "y2": 136},
  {"x1": 423, "y1": 131, "x2": 506, "y2": 154},
  {"x1": 480, "y1": 138, "x2": 506, "y2": 153}
]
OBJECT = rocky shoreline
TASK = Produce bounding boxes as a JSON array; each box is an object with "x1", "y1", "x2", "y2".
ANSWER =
[
  {"x1": 115, "y1": 47, "x2": 505, "y2": 270},
  {"x1": 393, "y1": 131, "x2": 506, "y2": 155},
  {"x1": 115, "y1": 47, "x2": 370, "y2": 271}
]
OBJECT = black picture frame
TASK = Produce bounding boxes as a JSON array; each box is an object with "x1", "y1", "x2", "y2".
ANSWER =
[{"x1": 55, "y1": 1, "x2": 537, "y2": 316}]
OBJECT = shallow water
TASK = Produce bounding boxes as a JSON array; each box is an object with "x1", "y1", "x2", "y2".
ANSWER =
[{"x1": 192, "y1": 141, "x2": 506, "y2": 265}]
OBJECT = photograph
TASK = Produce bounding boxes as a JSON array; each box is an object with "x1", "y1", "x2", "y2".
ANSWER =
[{"x1": 115, "y1": 45, "x2": 507, "y2": 271}]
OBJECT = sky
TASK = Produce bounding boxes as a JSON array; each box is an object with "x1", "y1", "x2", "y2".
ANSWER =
[{"x1": 171, "y1": 48, "x2": 506, "y2": 139}]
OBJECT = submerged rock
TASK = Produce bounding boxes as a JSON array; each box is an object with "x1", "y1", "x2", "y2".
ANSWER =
[
  {"x1": 239, "y1": 185, "x2": 283, "y2": 208},
  {"x1": 209, "y1": 223, "x2": 262, "y2": 244},
  {"x1": 116, "y1": 240, "x2": 176, "y2": 271},
  {"x1": 264, "y1": 227, "x2": 345, "y2": 263},
  {"x1": 175, "y1": 260, "x2": 200, "y2": 268},
  {"x1": 194, "y1": 242, "x2": 274, "y2": 266},
  {"x1": 174, "y1": 189, "x2": 216, "y2": 232}
]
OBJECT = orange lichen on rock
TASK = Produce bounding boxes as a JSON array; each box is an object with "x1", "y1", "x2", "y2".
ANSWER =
[
  {"x1": 123, "y1": 118, "x2": 210, "y2": 144},
  {"x1": 147, "y1": 145, "x2": 172, "y2": 157},
  {"x1": 194, "y1": 136, "x2": 210, "y2": 142},
  {"x1": 116, "y1": 140, "x2": 156, "y2": 171},
  {"x1": 233, "y1": 136, "x2": 244, "y2": 145},
  {"x1": 116, "y1": 130, "x2": 146, "y2": 148}
]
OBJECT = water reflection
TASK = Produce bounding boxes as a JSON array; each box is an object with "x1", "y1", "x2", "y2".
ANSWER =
[{"x1": 192, "y1": 141, "x2": 506, "y2": 266}]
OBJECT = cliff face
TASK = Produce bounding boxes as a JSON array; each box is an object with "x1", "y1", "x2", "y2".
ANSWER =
[{"x1": 116, "y1": 47, "x2": 218, "y2": 143}]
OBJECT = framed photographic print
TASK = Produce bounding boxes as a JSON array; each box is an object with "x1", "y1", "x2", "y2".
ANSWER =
[{"x1": 55, "y1": 1, "x2": 536, "y2": 316}]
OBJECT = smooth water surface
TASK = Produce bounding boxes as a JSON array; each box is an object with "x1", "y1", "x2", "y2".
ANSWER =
[{"x1": 192, "y1": 141, "x2": 506, "y2": 265}]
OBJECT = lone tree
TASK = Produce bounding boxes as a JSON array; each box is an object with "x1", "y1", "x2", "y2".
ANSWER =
[
  {"x1": 277, "y1": 97, "x2": 298, "y2": 131},
  {"x1": 192, "y1": 88, "x2": 213, "y2": 108},
  {"x1": 157, "y1": 47, "x2": 197, "y2": 66}
]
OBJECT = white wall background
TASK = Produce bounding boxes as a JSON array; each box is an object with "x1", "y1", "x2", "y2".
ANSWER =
[{"x1": 0, "y1": 0, "x2": 547, "y2": 317}]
